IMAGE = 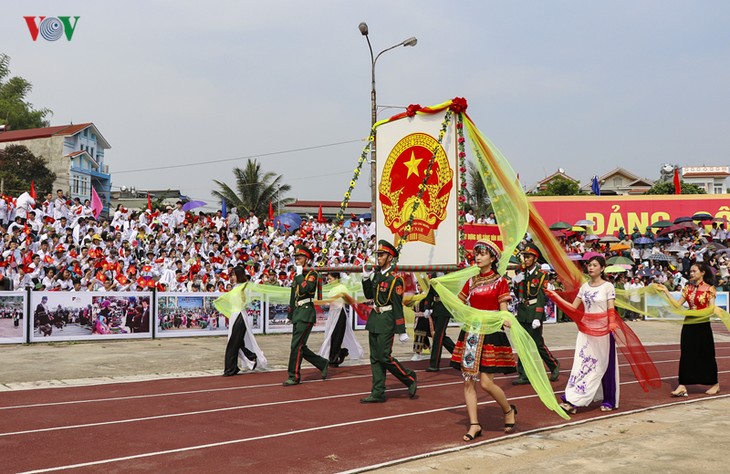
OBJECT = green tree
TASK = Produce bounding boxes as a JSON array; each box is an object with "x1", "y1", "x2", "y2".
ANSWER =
[
  {"x1": 0, "y1": 54, "x2": 52, "y2": 130},
  {"x1": 645, "y1": 180, "x2": 706, "y2": 195},
  {"x1": 532, "y1": 176, "x2": 583, "y2": 196},
  {"x1": 0, "y1": 144, "x2": 56, "y2": 196},
  {"x1": 465, "y1": 161, "x2": 491, "y2": 216},
  {"x1": 211, "y1": 159, "x2": 292, "y2": 218}
]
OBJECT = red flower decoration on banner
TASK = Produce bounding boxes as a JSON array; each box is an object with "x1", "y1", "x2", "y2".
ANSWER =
[
  {"x1": 449, "y1": 97, "x2": 468, "y2": 113},
  {"x1": 406, "y1": 104, "x2": 422, "y2": 117}
]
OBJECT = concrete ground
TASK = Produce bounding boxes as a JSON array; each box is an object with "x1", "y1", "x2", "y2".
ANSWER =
[{"x1": 1, "y1": 321, "x2": 728, "y2": 473}]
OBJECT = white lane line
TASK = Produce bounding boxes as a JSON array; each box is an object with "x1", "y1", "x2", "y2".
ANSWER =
[
  {"x1": 3, "y1": 350, "x2": 727, "y2": 416},
  {"x1": 4, "y1": 359, "x2": 729, "y2": 439},
  {"x1": 18, "y1": 377, "x2": 730, "y2": 474},
  {"x1": 339, "y1": 393, "x2": 730, "y2": 474},
  {"x1": 3, "y1": 344, "x2": 715, "y2": 411}
]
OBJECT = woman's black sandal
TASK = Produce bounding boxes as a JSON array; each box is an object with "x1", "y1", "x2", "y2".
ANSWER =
[
  {"x1": 504, "y1": 404, "x2": 518, "y2": 433},
  {"x1": 463, "y1": 423, "x2": 482, "y2": 441}
]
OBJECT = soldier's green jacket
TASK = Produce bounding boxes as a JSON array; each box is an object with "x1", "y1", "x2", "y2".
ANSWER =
[
  {"x1": 362, "y1": 267, "x2": 406, "y2": 335},
  {"x1": 288, "y1": 269, "x2": 319, "y2": 324}
]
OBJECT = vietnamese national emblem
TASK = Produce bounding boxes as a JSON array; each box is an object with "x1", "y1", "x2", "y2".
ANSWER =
[{"x1": 379, "y1": 132, "x2": 453, "y2": 245}]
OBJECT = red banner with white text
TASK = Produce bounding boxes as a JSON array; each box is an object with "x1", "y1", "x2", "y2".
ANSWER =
[{"x1": 463, "y1": 223, "x2": 503, "y2": 251}]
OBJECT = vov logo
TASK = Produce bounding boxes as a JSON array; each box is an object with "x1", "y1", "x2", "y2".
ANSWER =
[{"x1": 24, "y1": 16, "x2": 81, "y2": 41}]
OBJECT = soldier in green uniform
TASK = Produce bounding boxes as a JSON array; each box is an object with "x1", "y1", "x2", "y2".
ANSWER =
[
  {"x1": 360, "y1": 240, "x2": 417, "y2": 403},
  {"x1": 630, "y1": 225, "x2": 642, "y2": 242},
  {"x1": 283, "y1": 244, "x2": 329, "y2": 386},
  {"x1": 422, "y1": 278, "x2": 455, "y2": 372},
  {"x1": 617, "y1": 226, "x2": 626, "y2": 241},
  {"x1": 512, "y1": 243, "x2": 560, "y2": 385},
  {"x1": 644, "y1": 226, "x2": 655, "y2": 240}
]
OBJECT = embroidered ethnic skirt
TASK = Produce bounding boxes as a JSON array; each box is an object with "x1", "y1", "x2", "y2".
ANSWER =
[
  {"x1": 450, "y1": 329, "x2": 516, "y2": 376},
  {"x1": 413, "y1": 315, "x2": 432, "y2": 353}
]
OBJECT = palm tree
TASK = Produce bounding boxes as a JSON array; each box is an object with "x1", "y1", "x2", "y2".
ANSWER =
[
  {"x1": 211, "y1": 159, "x2": 293, "y2": 218},
  {"x1": 465, "y1": 161, "x2": 491, "y2": 217}
]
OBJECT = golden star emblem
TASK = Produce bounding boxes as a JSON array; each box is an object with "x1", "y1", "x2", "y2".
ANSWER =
[{"x1": 403, "y1": 151, "x2": 422, "y2": 178}]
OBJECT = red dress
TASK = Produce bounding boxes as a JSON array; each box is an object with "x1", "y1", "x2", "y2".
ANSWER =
[{"x1": 450, "y1": 270, "x2": 516, "y2": 375}]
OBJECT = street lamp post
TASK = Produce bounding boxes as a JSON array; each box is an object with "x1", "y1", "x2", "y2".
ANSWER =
[{"x1": 359, "y1": 22, "x2": 417, "y2": 222}]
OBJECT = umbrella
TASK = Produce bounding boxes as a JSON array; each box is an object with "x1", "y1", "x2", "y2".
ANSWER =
[
  {"x1": 574, "y1": 219, "x2": 595, "y2": 227},
  {"x1": 599, "y1": 235, "x2": 620, "y2": 243},
  {"x1": 273, "y1": 212, "x2": 302, "y2": 231},
  {"x1": 673, "y1": 216, "x2": 694, "y2": 224},
  {"x1": 658, "y1": 223, "x2": 694, "y2": 236},
  {"x1": 610, "y1": 243, "x2": 630, "y2": 252},
  {"x1": 182, "y1": 200, "x2": 206, "y2": 211},
  {"x1": 549, "y1": 221, "x2": 572, "y2": 230},
  {"x1": 551, "y1": 229, "x2": 568, "y2": 237},
  {"x1": 648, "y1": 253, "x2": 672, "y2": 262},
  {"x1": 605, "y1": 265, "x2": 627, "y2": 274},
  {"x1": 692, "y1": 212, "x2": 713, "y2": 221},
  {"x1": 582, "y1": 251, "x2": 604, "y2": 260},
  {"x1": 637, "y1": 268, "x2": 662, "y2": 278},
  {"x1": 666, "y1": 243, "x2": 687, "y2": 253},
  {"x1": 607, "y1": 256, "x2": 634, "y2": 265},
  {"x1": 712, "y1": 217, "x2": 729, "y2": 224},
  {"x1": 634, "y1": 237, "x2": 655, "y2": 245},
  {"x1": 651, "y1": 220, "x2": 673, "y2": 228},
  {"x1": 716, "y1": 248, "x2": 730, "y2": 255},
  {"x1": 656, "y1": 237, "x2": 671, "y2": 243},
  {"x1": 703, "y1": 241, "x2": 727, "y2": 251},
  {"x1": 585, "y1": 234, "x2": 601, "y2": 241},
  {"x1": 571, "y1": 226, "x2": 586, "y2": 232}
]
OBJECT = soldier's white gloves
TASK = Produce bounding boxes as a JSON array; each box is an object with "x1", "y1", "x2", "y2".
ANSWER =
[
  {"x1": 399, "y1": 333, "x2": 410, "y2": 343},
  {"x1": 295, "y1": 265, "x2": 303, "y2": 276},
  {"x1": 423, "y1": 309, "x2": 432, "y2": 318},
  {"x1": 362, "y1": 265, "x2": 373, "y2": 279},
  {"x1": 512, "y1": 273, "x2": 525, "y2": 284},
  {"x1": 532, "y1": 319, "x2": 541, "y2": 329}
]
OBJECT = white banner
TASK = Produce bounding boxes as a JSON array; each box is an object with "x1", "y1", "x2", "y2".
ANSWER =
[{"x1": 376, "y1": 111, "x2": 459, "y2": 266}]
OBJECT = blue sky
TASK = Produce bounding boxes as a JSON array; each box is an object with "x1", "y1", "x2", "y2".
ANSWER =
[{"x1": 2, "y1": 1, "x2": 729, "y2": 207}]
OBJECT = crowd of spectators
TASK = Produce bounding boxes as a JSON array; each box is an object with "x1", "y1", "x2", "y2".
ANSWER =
[
  {"x1": 541, "y1": 222, "x2": 730, "y2": 296},
  {"x1": 0, "y1": 190, "x2": 376, "y2": 293},
  {"x1": 2, "y1": 190, "x2": 729, "y2": 298}
]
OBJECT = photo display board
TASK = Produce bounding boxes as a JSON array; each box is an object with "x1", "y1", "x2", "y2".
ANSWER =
[
  {"x1": 29, "y1": 291, "x2": 152, "y2": 342},
  {"x1": 0, "y1": 291, "x2": 27, "y2": 344}
]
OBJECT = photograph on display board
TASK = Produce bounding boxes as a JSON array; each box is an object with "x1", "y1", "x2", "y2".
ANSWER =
[
  {"x1": 0, "y1": 292, "x2": 26, "y2": 344},
  {"x1": 244, "y1": 296, "x2": 263, "y2": 332},
  {"x1": 716, "y1": 292, "x2": 728, "y2": 312},
  {"x1": 157, "y1": 293, "x2": 229, "y2": 336},
  {"x1": 265, "y1": 300, "x2": 328, "y2": 333},
  {"x1": 30, "y1": 292, "x2": 152, "y2": 342},
  {"x1": 91, "y1": 295, "x2": 151, "y2": 335},
  {"x1": 645, "y1": 291, "x2": 684, "y2": 320}
]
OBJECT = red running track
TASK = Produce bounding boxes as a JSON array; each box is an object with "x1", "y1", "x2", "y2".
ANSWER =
[{"x1": 2, "y1": 336, "x2": 730, "y2": 473}]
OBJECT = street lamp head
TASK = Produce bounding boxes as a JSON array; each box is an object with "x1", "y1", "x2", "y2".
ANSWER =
[
  {"x1": 403, "y1": 37, "x2": 417, "y2": 47},
  {"x1": 358, "y1": 22, "x2": 369, "y2": 36}
]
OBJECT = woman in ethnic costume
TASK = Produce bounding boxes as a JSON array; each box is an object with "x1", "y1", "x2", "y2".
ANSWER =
[
  {"x1": 548, "y1": 255, "x2": 620, "y2": 413},
  {"x1": 451, "y1": 240, "x2": 517, "y2": 441},
  {"x1": 657, "y1": 262, "x2": 720, "y2": 397}
]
